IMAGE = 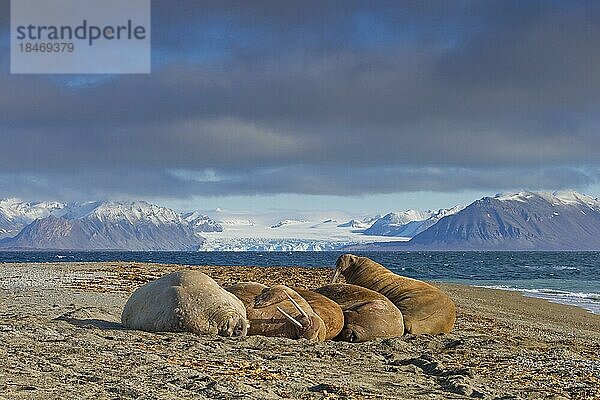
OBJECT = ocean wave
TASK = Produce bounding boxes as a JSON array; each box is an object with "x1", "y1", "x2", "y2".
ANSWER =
[
  {"x1": 551, "y1": 265, "x2": 579, "y2": 271},
  {"x1": 476, "y1": 285, "x2": 600, "y2": 314}
]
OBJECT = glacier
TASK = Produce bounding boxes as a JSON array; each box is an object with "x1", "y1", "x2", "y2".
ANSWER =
[{"x1": 3, "y1": 190, "x2": 598, "y2": 251}]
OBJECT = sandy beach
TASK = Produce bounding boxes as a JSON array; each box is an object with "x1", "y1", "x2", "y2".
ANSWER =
[{"x1": 0, "y1": 262, "x2": 598, "y2": 399}]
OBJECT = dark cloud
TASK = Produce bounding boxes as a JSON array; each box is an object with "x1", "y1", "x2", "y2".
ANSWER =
[
  {"x1": 1, "y1": 0, "x2": 599, "y2": 199},
  {"x1": 1, "y1": 166, "x2": 597, "y2": 201}
]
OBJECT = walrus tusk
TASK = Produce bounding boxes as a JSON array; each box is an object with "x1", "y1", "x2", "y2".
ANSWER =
[
  {"x1": 330, "y1": 269, "x2": 340, "y2": 284},
  {"x1": 276, "y1": 306, "x2": 303, "y2": 328},
  {"x1": 284, "y1": 291, "x2": 309, "y2": 320}
]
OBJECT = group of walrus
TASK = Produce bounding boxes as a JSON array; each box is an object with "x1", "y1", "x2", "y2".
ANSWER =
[{"x1": 121, "y1": 254, "x2": 456, "y2": 342}]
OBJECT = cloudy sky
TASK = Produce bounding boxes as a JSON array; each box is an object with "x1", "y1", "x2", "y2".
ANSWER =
[{"x1": 1, "y1": 0, "x2": 600, "y2": 214}]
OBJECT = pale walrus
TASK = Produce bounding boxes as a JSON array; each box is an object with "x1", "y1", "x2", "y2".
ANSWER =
[
  {"x1": 292, "y1": 287, "x2": 344, "y2": 340},
  {"x1": 227, "y1": 283, "x2": 327, "y2": 341},
  {"x1": 332, "y1": 254, "x2": 456, "y2": 335},
  {"x1": 314, "y1": 283, "x2": 404, "y2": 342},
  {"x1": 122, "y1": 271, "x2": 248, "y2": 337}
]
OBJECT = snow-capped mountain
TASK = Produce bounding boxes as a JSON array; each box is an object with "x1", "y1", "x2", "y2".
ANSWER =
[
  {"x1": 0, "y1": 199, "x2": 65, "y2": 239},
  {"x1": 412, "y1": 205, "x2": 466, "y2": 235},
  {"x1": 4, "y1": 191, "x2": 600, "y2": 251},
  {"x1": 0, "y1": 201, "x2": 203, "y2": 251},
  {"x1": 271, "y1": 220, "x2": 308, "y2": 229},
  {"x1": 337, "y1": 216, "x2": 379, "y2": 229},
  {"x1": 363, "y1": 206, "x2": 464, "y2": 237},
  {"x1": 0, "y1": 199, "x2": 411, "y2": 251},
  {"x1": 361, "y1": 191, "x2": 600, "y2": 251},
  {"x1": 363, "y1": 210, "x2": 432, "y2": 236},
  {"x1": 181, "y1": 211, "x2": 223, "y2": 233}
]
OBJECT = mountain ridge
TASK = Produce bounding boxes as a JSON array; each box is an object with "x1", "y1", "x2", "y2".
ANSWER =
[
  {"x1": 362, "y1": 206, "x2": 465, "y2": 237},
  {"x1": 2, "y1": 191, "x2": 600, "y2": 251},
  {"x1": 0, "y1": 200, "x2": 205, "y2": 251},
  {"x1": 353, "y1": 191, "x2": 600, "y2": 251}
]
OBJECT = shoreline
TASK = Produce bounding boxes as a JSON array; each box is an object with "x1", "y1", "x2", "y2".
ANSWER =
[
  {"x1": 471, "y1": 284, "x2": 600, "y2": 315},
  {"x1": 1, "y1": 262, "x2": 599, "y2": 399},
  {"x1": 3, "y1": 258, "x2": 598, "y2": 315}
]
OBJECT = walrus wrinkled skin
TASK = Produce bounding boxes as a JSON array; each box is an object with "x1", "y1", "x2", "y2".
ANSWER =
[
  {"x1": 122, "y1": 271, "x2": 248, "y2": 337},
  {"x1": 332, "y1": 254, "x2": 456, "y2": 335},
  {"x1": 292, "y1": 287, "x2": 344, "y2": 340},
  {"x1": 314, "y1": 283, "x2": 404, "y2": 343},
  {"x1": 227, "y1": 283, "x2": 327, "y2": 341}
]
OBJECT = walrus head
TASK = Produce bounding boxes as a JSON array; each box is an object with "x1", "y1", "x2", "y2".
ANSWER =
[
  {"x1": 217, "y1": 314, "x2": 249, "y2": 337},
  {"x1": 254, "y1": 286, "x2": 326, "y2": 340},
  {"x1": 337, "y1": 327, "x2": 363, "y2": 343},
  {"x1": 276, "y1": 292, "x2": 326, "y2": 341},
  {"x1": 331, "y1": 254, "x2": 360, "y2": 283}
]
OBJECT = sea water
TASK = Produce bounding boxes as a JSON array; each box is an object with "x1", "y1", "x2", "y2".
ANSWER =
[{"x1": 0, "y1": 251, "x2": 598, "y2": 314}]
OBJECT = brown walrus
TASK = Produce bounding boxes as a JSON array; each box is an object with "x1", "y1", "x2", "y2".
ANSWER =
[
  {"x1": 226, "y1": 283, "x2": 327, "y2": 341},
  {"x1": 292, "y1": 287, "x2": 344, "y2": 340},
  {"x1": 314, "y1": 283, "x2": 404, "y2": 342},
  {"x1": 331, "y1": 254, "x2": 456, "y2": 335},
  {"x1": 225, "y1": 282, "x2": 268, "y2": 309}
]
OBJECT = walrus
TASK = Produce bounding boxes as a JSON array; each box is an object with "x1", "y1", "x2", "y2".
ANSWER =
[
  {"x1": 331, "y1": 254, "x2": 456, "y2": 335},
  {"x1": 292, "y1": 287, "x2": 344, "y2": 340},
  {"x1": 227, "y1": 283, "x2": 327, "y2": 341},
  {"x1": 225, "y1": 282, "x2": 268, "y2": 308},
  {"x1": 314, "y1": 283, "x2": 404, "y2": 342},
  {"x1": 122, "y1": 271, "x2": 248, "y2": 337}
]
